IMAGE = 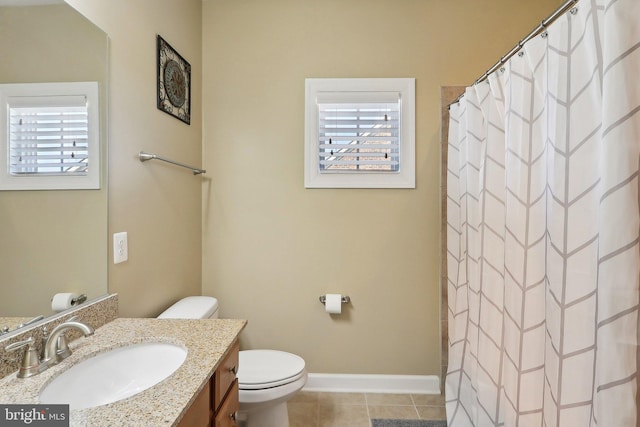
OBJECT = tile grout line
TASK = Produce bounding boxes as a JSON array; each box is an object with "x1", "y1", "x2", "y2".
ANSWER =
[{"x1": 410, "y1": 394, "x2": 421, "y2": 419}]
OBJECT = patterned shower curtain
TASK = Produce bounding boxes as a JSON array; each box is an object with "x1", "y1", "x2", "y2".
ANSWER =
[{"x1": 445, "y1": 0, "x2": 639, "y2": 426}]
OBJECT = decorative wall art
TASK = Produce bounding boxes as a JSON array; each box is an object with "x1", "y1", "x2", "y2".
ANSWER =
[{"x1": 156, "y1": 35, "x2": 191, "y2": 124}]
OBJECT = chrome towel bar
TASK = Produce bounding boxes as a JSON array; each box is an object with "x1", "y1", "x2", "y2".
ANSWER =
[{"x1": 138, "y1": 151, "x2": 206, "y2": 175}]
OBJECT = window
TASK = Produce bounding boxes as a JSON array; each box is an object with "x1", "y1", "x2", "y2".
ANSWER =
[
  {"x1": 305, "y1": 78, "x2": 415, "y2": 188},
  {"x1": 0, "y1": 82, "x2": 100, "y2": 190}
]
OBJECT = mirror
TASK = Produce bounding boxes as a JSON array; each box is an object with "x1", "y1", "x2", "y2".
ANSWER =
[{"x1": 0, "y1": 0, "x2": 108, "y2": 332}]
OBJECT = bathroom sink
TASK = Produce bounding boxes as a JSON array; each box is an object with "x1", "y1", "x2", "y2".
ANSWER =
[{"x1": 39, "y1": 342, "x2": 187, "y2": 410}]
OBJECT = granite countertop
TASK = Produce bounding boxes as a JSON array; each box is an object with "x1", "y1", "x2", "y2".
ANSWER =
[{"x1": 0, "y1": 318, "x2": 247, "y2": 426}]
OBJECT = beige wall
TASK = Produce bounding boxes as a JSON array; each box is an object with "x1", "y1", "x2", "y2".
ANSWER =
[
  {"x1": 201, "y1": 0, "x2": 560, "y2": 375},
  {"x1": 65, "y1": 0, "x2": 203, "y2": 317},
  {"x1": 0, "y1": 4, "x2": 108, "y2": 317},
  {"x1": 58, "y1": 0, "x2": 561, "y2": 376}
]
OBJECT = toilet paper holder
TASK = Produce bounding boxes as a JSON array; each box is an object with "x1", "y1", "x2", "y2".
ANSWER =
[
  {"x1": 319, "y1": 295, "x2": 350, "y2": 304},
  {"x1": 72, "y1": 294, "x2": 87, "y2": 305}
]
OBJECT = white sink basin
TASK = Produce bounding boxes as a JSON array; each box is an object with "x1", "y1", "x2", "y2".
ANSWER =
[{"x1": 39, "y1": 342, "x2": 187, "y2": 410}]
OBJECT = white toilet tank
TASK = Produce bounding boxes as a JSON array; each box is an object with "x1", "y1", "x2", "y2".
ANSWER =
[{"x1": 157, "y1": 296, "x2": 219, "y2": 319}]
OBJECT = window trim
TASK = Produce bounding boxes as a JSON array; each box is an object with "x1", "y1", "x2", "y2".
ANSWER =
[
  {"x1": 0, "y1": 82, "x2": 100, "y2": 191},
  {"x1": 305, "y1": 78, "x2": 415, "y2": 189}
]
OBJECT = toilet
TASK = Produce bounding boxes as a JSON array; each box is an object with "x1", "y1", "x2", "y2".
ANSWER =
[{"x1": 158, "y1": 296, "x2": 307, "y2": 427}]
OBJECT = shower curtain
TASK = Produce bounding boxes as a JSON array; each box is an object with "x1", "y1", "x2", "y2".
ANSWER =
[{"x1": 445, "y1": 0, "x2": 639, "y2": 426}]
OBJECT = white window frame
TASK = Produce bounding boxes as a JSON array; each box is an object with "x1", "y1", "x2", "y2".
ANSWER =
[
  {"x1": 0, "y1": 82, "x2": 100, "y2": 190},
  {"x1": 305, "y1": 78, "x2": 415, "y2": 188}
]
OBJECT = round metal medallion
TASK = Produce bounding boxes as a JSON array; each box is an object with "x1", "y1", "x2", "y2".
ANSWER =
[{"x1": 164, "y1": 60, "x2": 186, "y2": 108}]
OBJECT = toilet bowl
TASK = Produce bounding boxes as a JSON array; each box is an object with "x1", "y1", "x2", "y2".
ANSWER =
[
  {"x1": 158, "y1": 296, "x2": 307, "y2": 427},
  {"x1": 236, "y1": 349, "x2": 307, "y2": 427}
]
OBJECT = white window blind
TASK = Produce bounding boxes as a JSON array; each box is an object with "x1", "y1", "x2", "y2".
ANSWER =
[
  {"x1": 305, "y1": 78, "x2": 415, "y2": 188},
  {"x1": 0, "y1": 82, "x2": 100, "y2": 190},
  {"x1": 9, "y1": 96, "x2": 89, "y2": 176},
  {"x1": 318, "y1": 101, "x2": 400, "y2": 172}
]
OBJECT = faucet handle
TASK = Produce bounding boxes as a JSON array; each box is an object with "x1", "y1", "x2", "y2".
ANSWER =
[
  {"x1": 5, "y1": 337, "x2": 42, "y2": 378},
  {"x1": 16, "y1": 315, "x2": 44, "y2": 329},
  {"x1": 5, "y1": 337, "x2": 33, "y2": 352},
  {"x1": 57, "y1": 316, "x2": 79, "y2": 356},
  {"x1": 56, "y1": 335, "x2": 72, "y2": 361}
]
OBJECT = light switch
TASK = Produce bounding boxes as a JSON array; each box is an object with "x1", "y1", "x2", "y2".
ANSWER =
[{"x1": 113, "y1": 232, "x2": 128, "y2": 264}]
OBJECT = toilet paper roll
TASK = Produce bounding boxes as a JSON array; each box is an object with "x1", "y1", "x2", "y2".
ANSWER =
[
  {"x1": 51, "y1": 293, "x2": 80, "y2": 312},
  {"x1": 325, "y1": 294, "x2": 342, "y2": 314}
]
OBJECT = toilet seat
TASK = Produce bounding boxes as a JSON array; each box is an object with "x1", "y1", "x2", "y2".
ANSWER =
[{"x1": 238, "y1": 350, "x2": 306, "y2": 390}]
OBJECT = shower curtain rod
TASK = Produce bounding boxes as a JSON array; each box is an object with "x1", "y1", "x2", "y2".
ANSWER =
[{"x1": 449, "y1": 0, "x2": 579, "y2": 107}]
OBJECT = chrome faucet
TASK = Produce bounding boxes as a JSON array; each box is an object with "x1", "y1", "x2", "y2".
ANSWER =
[
  {"x1": 4, "y1": 319, "x2": 94, "y2": 378},
  {"x1": 42, "y1": 319, "x2": 94, "y2": 367}
]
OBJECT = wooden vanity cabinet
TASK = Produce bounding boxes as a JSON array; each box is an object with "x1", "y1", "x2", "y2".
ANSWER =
[
  {"x1": 177, "y1": 383, "x2": 211, "y2": 427},
  {"x1": 214, "y1": 381, "x2": 239, "y2": 427},
  {"x1": 178, "y1": 340, "x2": 240, "y2": 427}
]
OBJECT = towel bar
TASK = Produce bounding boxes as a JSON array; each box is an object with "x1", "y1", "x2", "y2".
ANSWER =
[{"x1": 138, "y1": 151, "x2": 206, "y2": 175}]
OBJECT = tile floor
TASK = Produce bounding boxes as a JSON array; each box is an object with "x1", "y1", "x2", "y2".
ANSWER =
[{"x1": 287, "y1": 391, "x2": 446, "y2": 427}]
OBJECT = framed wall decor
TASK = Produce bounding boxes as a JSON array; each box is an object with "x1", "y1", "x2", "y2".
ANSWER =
[{"x1": 156, "y1": 35, "x2": 191, "y2": 124}]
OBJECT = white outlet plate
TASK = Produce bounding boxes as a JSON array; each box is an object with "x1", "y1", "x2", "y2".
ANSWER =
[{"x1": 113, "y1": 232, "x2": 128, "y2": 264}]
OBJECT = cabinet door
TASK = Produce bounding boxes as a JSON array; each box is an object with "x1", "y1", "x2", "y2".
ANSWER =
[
  {"x1": 214, "y1": 381, "x2": 239, "y2": 427},
  {"x1": 178, "y1": 381, "x2": 212, "y2": 427},
  {"x1": 214, "y1": 340, "x2": 239, "y2": 411}
]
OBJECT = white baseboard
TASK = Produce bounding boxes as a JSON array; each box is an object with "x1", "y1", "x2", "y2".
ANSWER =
[{"x1": 303, "y1": 373, "x2": 440, "y2": 395}]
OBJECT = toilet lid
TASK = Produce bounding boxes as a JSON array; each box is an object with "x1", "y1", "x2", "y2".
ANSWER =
[{"x1": 237, "y1": 350, "x2": 306, "y2": 390}]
